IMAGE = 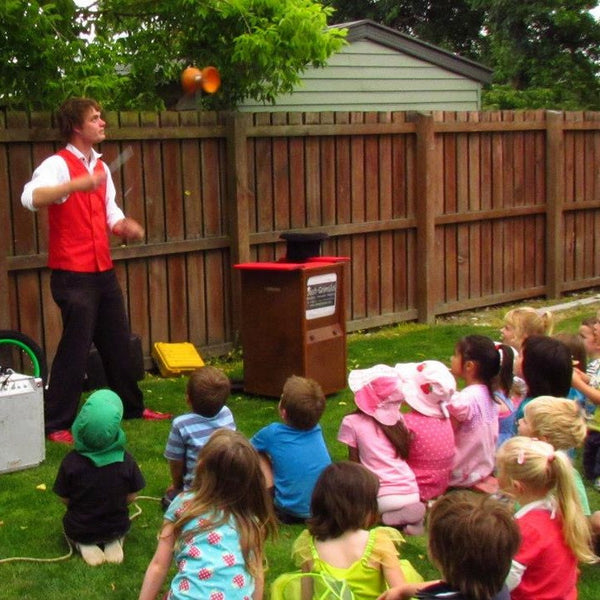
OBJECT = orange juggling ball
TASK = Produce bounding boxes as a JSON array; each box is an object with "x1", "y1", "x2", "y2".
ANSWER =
[{"x1": 181, "y1": 66, "x2": 221, "y2": 95}]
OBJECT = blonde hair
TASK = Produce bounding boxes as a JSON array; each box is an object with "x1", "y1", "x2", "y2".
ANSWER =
[
  {"x1": 171, "y1": 430, "x2": 277, "y2": 577},
  {"x1": 524, "y1": 396, "x2": 586, "y2": 450},
  {"x1": 504, "y1": 306, "x2": 554, "y2": 348},
  {"x1": 497, "y1": 437, "x2": 596, "y2": 564}
]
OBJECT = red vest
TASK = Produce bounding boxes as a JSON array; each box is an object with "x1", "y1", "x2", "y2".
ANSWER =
[{"x1": 48, "y1": 149, "x2": 113, "y2": 272}]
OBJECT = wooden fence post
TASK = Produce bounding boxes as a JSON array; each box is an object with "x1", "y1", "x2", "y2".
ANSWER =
[
  {"x1": 415, "y1": 112, "x2": 437, "y2": 324},
  {"x1": 546, "y1": 111, "x2": 565, "y2": 299},
  {"x1": 225, "y1": 112, "x2": 252, "y2": 340},
  {"x1": 0, "y1": 109, "x2": 10, "y2": 328},
  {"x1": 0, "y1": 225, "x2": 8, "y2": 329}
]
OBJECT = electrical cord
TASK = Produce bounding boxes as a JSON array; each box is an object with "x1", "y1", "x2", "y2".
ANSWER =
[
  {"x1": 0, "y1": 531, "x2": 74, "y2": 564},
  {"x1": 0, "y1": 495, "x2": 162, "y2": 564}
]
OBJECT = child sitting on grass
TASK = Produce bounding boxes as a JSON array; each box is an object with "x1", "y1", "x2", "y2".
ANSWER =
[
  {"x1": 395, "y1": 360, "x2": 456, "y2": 502},
  {"x1": 572, "y1": 314, "x2": 600, "y2": 489},
  {"x1": 448, "y1": 335, "x2": 501, "y2": 488},
  {"x1": 379, "y1": 490, "x2": 520, "y2": 600},
  {"x1": 577, "y1": 315, "x2": 600, "y2": 421},
  {"x1": 497, "y1": 437, "x2": 596, "y2": 600},
  {"x1": 499, "y1": 306, "x2": 554, "y2": 402},
  {"x1": 250, "y1": 375, "x2": 331, "y2": 523},
  {"x1": 500, "y1": 306, "x2": 554, "y2": 351},
  {"x1": 494, "y1": 343, "x2": 519, "y2": 447},
  {"x1": 553, "y1": 331, "x2": 587, "y2": 410},
  {"x1": 340, "y1": 365, "x2": 425, "y2": 534},
  {"x1": 163, "y1": 366, "x2": 235, "y2": 508},
  {"x1": 512, "y1": 334, "x2": 572, "y2": 427},
  {"x1": 139, "y1": 429, "x2": 277, "y2": 600},
  {"x1": 53, "y1": 389, "x2": 145, "y2": 566},
  {"x1": 292, "y1": 461, "x2": 426, "y2": 600},
  {"x1": 517, "y1": 395, "x2": 600, "y2": 550}
]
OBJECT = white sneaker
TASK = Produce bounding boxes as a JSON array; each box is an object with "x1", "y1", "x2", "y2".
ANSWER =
[
  {"x1": 77, "y1": 543, "x2": 105, "y2": 566},
  {"x1": 103, "y1": 538, "x2": 124, "y2": 564}
]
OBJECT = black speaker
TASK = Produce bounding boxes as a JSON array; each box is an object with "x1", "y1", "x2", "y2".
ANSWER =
[{"x1": 83, "y1": 333, "x2": 144, "y2": 391}]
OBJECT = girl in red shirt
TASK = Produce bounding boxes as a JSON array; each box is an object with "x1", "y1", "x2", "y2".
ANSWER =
[{"x1": 497, "y1": 437, "x2": 596, "y2": 600}]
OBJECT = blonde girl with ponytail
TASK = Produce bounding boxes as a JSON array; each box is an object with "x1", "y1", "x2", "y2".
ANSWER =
[{"x1": 496, "y1": 437, "x2": 596, "y2": 600}]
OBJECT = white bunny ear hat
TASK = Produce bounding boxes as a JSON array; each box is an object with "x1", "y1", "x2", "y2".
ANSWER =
[
  {"x1": 348, "y1": 364, "x2": 400, "y2": 392},
  {"x1": 347, "y1": 364, "x2": 404, "y2": 426},
  {"x1": 394, "y1": 360, "x2": 456, "y2": 418}
]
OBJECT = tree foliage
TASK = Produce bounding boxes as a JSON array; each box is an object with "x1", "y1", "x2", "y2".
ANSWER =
[
  {"x1": 475, "y1": 0, "x2": 600, "y2": 109},
  {"x1": 1, "y1": 0, "x2": 346, "y2": 110},
  {"x1": 325, "y1": 0, "x2": 486, "y2": 60},
  {"x1": 4, "y1": 1, "x2": 600, "y2": 111},
  {"x1": 327, "y1": 0, "x2": 600, "y2": 110}
]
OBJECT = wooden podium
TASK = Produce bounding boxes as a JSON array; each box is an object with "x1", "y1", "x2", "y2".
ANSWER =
[{"x1": 234, "y1": 257, "x2": 348, "y2": 397}]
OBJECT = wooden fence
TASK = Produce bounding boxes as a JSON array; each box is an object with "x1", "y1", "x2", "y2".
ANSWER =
[{"x1": 2, "y1": 109, "x2": 600, "y2": 367}]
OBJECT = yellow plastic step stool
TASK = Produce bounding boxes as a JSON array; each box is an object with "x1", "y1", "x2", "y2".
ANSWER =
[{"x1": 151, "y1": 342, "x2": 204, "y2": 377}]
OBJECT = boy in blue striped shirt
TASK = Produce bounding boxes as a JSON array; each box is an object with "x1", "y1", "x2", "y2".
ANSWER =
[{"x1": 162, "y1": 366, "x2": 235, "y2": 508}]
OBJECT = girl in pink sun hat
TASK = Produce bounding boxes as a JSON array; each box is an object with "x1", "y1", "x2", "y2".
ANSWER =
[
  {"x1": 338, "y1": 365, "x2": 426, "y2": 535},
  {"x1": 395, "y1": 360, "x2": 457, "y2": 501}
]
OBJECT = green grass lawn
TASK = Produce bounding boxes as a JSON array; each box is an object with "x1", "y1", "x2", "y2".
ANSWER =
[{"x1": 1, "y1": 298, "x2": 600, "y2": 599}]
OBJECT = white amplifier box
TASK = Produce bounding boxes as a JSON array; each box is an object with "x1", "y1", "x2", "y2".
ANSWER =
[{"x1": 0, "y1": 372, "x2": 45, "y2": 474}]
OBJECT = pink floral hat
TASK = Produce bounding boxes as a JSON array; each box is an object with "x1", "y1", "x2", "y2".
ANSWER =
[
  {"x1": 348, "y1": 364, "x2": 404, "y2": 425},
  {"x1": 394, "y1": 360, "x2": 456, "y2": 418}
]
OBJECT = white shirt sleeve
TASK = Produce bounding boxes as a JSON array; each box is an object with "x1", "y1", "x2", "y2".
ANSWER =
[
  {"x1": 101, "y1": 161, "x2": 125, "y2": 230},
  {"x1": 505, "y1": 559, "x2": 526, "y2": 591},
  {"x1": 21, "y1": 155, "x2": 71, "y2": 210}
]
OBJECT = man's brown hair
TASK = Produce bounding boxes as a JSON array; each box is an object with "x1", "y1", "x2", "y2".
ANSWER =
[
  {"x1": 186, "y1": 366, "x2": 231, "y2": 418},
  {"x1": 427, "y1": 491, "x2": 520, "y2": 600},
  {"x1": 280, "y1": 375, "x2": 326, "y2": 430},
  {"x1": 56, "y1": 97, "x2": 101, "y2": 142}
]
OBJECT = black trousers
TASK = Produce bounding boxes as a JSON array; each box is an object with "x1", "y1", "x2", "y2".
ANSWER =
[
  {"x1": 583, "y1": 429, "x2": 600, "y2": 481},
  {"x1": 44, "y1": 269, "x2": 144, "y2": 433}
]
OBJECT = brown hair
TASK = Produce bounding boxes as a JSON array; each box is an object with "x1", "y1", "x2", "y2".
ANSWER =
[
  {"x1": 56, "y1": 97, "x2": 101, "y2": 142},
  {"x1": 427, "y1": 491, "x2": 520, "y2": 600},
  {"x1": 186, "y1": 366, "x2": 231, "y2": 417},
  {"x1": 172, "y1": 430, "x2": 277, "y2": 577},
  {"x1": 581, "y1": 316, "x2": 598, "y2": 329},
  {"x1": 553, "y1": 332, "x2": 587, "y2": 372},
  {"x1": 280, "y1": 375, "x2": 326, "y2": 430},
  {"x1": 307, "y1": 461, "x2": 379, "y2": 541},
  {"x1": 377, "y1": 420, "x2": 412, "y2": 460},
  {"x1": 496, "y1": 343, "x2": 516, "y2": 397}
]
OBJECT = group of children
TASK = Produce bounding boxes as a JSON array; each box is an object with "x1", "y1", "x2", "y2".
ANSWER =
[{"x1": 51, "y1": 304, "x2": 600, "y2": 599}]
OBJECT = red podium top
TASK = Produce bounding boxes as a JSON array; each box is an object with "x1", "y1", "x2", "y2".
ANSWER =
[{"x1": 234, "y1": 257, "x2": 349, "y2": 271}]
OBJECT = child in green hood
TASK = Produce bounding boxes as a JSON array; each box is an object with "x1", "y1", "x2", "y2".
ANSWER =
[{"x1": 53, "y1": 389, "x2": 145, "y2": 565}]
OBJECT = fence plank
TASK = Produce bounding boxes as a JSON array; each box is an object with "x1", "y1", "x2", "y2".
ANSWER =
[
  {"x1": 0, "y1": 110, "x2": 10, "y2": 327},
  {"x1": 546, "y1": 111, "x2": 566, "y2": 297}
]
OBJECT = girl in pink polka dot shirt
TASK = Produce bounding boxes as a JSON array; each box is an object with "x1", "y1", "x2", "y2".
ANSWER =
[{"x1": 395, "y1": 360, "x2": 457, "y2": 501}]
